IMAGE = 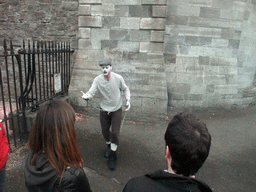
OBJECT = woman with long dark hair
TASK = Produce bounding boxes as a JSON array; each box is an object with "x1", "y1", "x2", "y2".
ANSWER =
[{"x1": 24, "y1": 100, "x2": 92, "y2": 192}]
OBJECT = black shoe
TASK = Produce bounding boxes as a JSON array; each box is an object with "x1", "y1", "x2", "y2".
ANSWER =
[
  {"x1": 104, "y1": 144, "x2": 111, "y2": 158},
  {"x1": 108, "y1": 150, "x2": 117, "y2": 170}
]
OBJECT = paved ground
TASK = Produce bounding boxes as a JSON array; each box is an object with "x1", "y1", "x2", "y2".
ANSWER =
[{"x1": 4, "y1": 105, "x2": 256, "y2": 192}]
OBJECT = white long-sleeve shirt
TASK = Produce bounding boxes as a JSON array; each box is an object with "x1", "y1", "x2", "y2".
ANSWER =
[{"x1": 86, "y1": 72, "x2": 130, "y2": 112}]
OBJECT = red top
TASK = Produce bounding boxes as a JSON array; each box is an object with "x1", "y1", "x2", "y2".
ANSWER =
[{"x1": 0, "y1": 121, "x2": 10, "y2": 170}]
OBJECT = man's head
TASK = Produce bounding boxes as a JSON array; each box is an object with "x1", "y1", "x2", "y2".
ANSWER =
[
  {"x1": 164, "y1": 111, "x2": 211, "y2": 177},
  {"x1": 99, "y1": 58, "x2": 112, "y2": 76}
]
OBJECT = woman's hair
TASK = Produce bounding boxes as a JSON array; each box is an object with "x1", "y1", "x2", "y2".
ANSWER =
[{"x1": 28, "y1": 99, "x2": 83, "y2": 173}]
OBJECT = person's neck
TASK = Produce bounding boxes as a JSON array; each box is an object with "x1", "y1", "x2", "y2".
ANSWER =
[
  {"x1": 167, "y1": 166, "x2": 195, "y2": 178},
  {"x1": 104, "y1": 72, "x2": 111, "y2": 80}
]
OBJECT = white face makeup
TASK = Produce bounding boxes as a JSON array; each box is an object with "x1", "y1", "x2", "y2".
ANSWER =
[{"x1": 101, "y1": 65, "x2": 112, "y2": 76}]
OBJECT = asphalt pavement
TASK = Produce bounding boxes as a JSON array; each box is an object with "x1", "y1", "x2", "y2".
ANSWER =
[{"x1": 5, "y1": 105, "x2": 256, "y2": 192}]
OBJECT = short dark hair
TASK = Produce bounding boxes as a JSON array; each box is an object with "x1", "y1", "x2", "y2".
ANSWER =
[{"x1": 164, "y1": 111, "x2": 211, "y2": 177}]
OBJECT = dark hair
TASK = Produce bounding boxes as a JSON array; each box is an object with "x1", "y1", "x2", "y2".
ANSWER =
[
  {"x1": 164, "y1": 111, "x2": 211, "y2": 177},
  {"x1": 28, "y1": 100, "x2": 83, "y2": 174}
]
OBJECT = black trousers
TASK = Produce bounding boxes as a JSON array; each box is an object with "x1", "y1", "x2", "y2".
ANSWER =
[{"x1": 100, "y1": 108, "x2": 122, "y2": 145}]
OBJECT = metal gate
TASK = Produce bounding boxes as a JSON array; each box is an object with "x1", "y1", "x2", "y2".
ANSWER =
[{"x1": 0, "y1": 39, "x2": 74, "y2": 150}]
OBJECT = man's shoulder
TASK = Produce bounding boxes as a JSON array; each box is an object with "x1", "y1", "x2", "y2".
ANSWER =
[
  {"x1": 111, "y1": 72, "x2": 123, "y2": 78},
  {"x1": 124, "y1": 170, "x2": 212, "y2": 192}
]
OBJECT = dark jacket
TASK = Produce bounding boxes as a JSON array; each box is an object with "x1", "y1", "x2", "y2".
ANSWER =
[
  {"x1": 123, "y1": 170, "x2": 212, "y2": 192},
  {"x1": 24, "y1": 150, "x2": 92, "y2": 192}
]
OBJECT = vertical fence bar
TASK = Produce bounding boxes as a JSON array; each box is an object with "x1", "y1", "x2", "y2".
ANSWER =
[
  {"x1": 4, "y1": 40, "x2": 17, "y2": 148},
  {"x1": 0, "y1": 67, "x2": 11, "y2": 148}
]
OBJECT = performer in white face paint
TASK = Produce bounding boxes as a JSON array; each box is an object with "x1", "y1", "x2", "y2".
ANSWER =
[{"x1": 81, "y1": 58, "x2": 131, "y2": 171}]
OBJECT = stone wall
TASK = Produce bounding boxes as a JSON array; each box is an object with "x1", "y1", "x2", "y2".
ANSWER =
[
  {"x1": 165, "y1": 0, "x2": 256, "y2": 111},
  {"x1": 69, "y1": 0, "x2": 168, "y2": 121},
  {"x1": 1, "y1": 0, "x2": 256, "y2": 121}
]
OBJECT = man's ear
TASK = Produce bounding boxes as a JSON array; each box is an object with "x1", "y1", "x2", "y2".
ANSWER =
[{"x1": 165, "y1": 145, "x2": 171, "y2": 159}]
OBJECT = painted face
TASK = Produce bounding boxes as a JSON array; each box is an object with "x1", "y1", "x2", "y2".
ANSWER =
[{"x1": 101, "y1": 65, "x2": 112, "y2": 75}]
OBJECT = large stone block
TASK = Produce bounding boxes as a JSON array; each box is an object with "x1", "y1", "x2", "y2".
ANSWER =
[
  {"x1": 220, "y1": 9, "x2": 244, "y2": 21},
  {"x1": 129, "y1": 29, "x2": 151, "y2": 42},
  {"x1": 122, "y1": 52, "x2": 148, "y2": 63},
  {"x1": 189, "y1": 0, "x2": 212, "y2": 7},
  {"x1": 177, "y1": 5, "x2": 200, "y2": 17},
  {"x1": 166, "y1": 16, "x2": 188, "y2": 25},
  {"x1": 78, "y1": 28, "x2": 90, "y2": 39},
  {"x1": 79, "y1": 16, "x2": 102, "y2": 27},
  {"x1": 190, "y1": 85, "x2": 207, "y2": 94},
  {"x1": 140, "y1": 42, "x2": 150, "y2": 52},
  {"x1": 212, "y1": 38, "x2": 229, "y2": 48},
  {"x1": 79, "y1": 5, "x2": 91, "y2": 15},
  {"x1": 91, "y1": 5, "x2": 115, "y2": 16},
  {"x1": 103, "y1": 0, "x2": 140, "y2": 5},
  {"x1": 151, "y1": 30, "x2": 164, "y2": 42},
  {"x1": 169, "y1": 83, "x2": 190, "y2": 94},
  {"x1": 103, "y1": 16, "x2": 120, "y2": 28},
  {"x1": 185, "y1": 94, "x2": 203, "y2": 101},
  {"x1": 101, "y1": 40, "x2": 118, "y2": 50},
  {"x1": 141, "y1": 0, "x2": 167, "y2": 5},
  {"x1": 79, "y1": 0, "x2": 102, "y2": 4},
  {"x1": 199, "y1": 7, "x2": 221, "y2": 18},
  {"x1": 185, "y1": 36, "x2": 212, "y2": 46},
  {"x1": 104, "y1": 50, "x2": 123, "y2": 61},
  {"x1": 118, "y1": 41, "x2": 140, "y2": 51},
  {"x1": 91, "y1": 28, "x2": 110, "y2": 40},
  {"x1": 149, "y1": 42, "x2": 163, "y2": 53},
  {"x1": 120, "y1": 17, "x2": 140, "y2": 29},
  {"x1": 129, "y1": 5, "x2": 152, "y2": 17},
  {"x1": 110, "y1": 29, "x2": 129, "y2": 40},
  {"x1": 214, "y1": 84, "x2": 238, "y2": 94},
  {"x1": 164, "y1": 43, "x2": 178, "y2": 54},
  {"x1": 221, "y1": 28, "x2": 241, "y2": 40},
  {"x1": 152, "y1": 6, "x2": 167, "y2": 17},
  {"x1": 147, "y1": 53, "x2": 164, "y2": 64},
  {"x1": 78, "y1": 39, "x2": 92, "y2": 49},
  {"x1": 140, "y1": 18, "x2": 166, "y2": 30},
  {"x1": 115, "y1": 5, "x2": 129, "y2": 16},
  {"x1": 189, "y1": 17, "x2": 242, "y2": 31}
]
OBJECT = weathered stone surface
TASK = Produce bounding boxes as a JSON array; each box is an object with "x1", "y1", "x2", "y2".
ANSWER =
[
  {"x1": 79, "y1": 0, "x2": 102, "y2": 4},
  {"x1": 189, "y1": 0, "x2": 212, "y2": 7},
  {"x1": 129, "y1": 5, "x2": 152, "y2": 17},
  {"x1": 79, "y1": 5, "x2": 91, "y2": 15},
  {"x1": 79, "y1": 16, "x2": 102, "y2": 27},
  {"x1": 78, "y1": 28, "x2": 91, "y2": 38},
  {"x1": 149, "y1": 42, "x2": 163, "y2": 53},
  {"x1": 142, "y1": 0, "x2": 167, "y2": 5},
  {"x1": 110, "y1": 29, "x2": 129, "y2": 41},
  {"x1": 164, "y1": 43, "x2": 178, "y2": 54},
  {"x1": 200, "y1": 7, "x2": 221, "y2": 18},
  {"x1": 129, "y1": 29, "x2": 151, "y2": 42},
  {"x1": 91, "y1": 5, "x2": 115, "y2": 16},
  {"x1": 140, "y1": 42, "x2": 150, "y2": 52},
  {"x1": 166, "y1": 16, "x2": 188, "y2": 25},
  {"x1": 103, "y1": 16, "x2": 120, "y2": 28},
  {"x1": 118, "y1": 41, "x2": 140, "y2": 51},
  {"x1": 151, "y1": 31, "x2": 164, "y2": 42},
  {"x1": 115, "y1": 5, "x2": 129, "y2": 16},
  {"x1": 152, "y1": 6, "x2": 166, "y2": 17},
  {"x1": 78, "y1": 39, "x2": 92, "y2": 49},
  {"x1": 140, "y1": 18, "x2": 166, "y2": 30},
  {"x1": 101, "y1": 40, "x2": 118, "y2": 50},
  {"x1": 177, "y1": 5, "x2": 200, "y2": 17},
  {"x1": 120, "y1": 17, "x2": 140, "y2": 29}
]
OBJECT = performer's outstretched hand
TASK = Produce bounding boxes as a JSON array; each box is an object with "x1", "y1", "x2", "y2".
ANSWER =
[
  {"x1": 125, "y1": 100, "x2": 131, "y2": 111},
  {"x1": 81, "y1": 91, "x2": 91, "y2": 100}
]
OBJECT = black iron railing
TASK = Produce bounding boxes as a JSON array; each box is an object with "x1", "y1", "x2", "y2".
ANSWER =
[{"x1": 0, "y1": 39, "x2": 74, "y2": 149}]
